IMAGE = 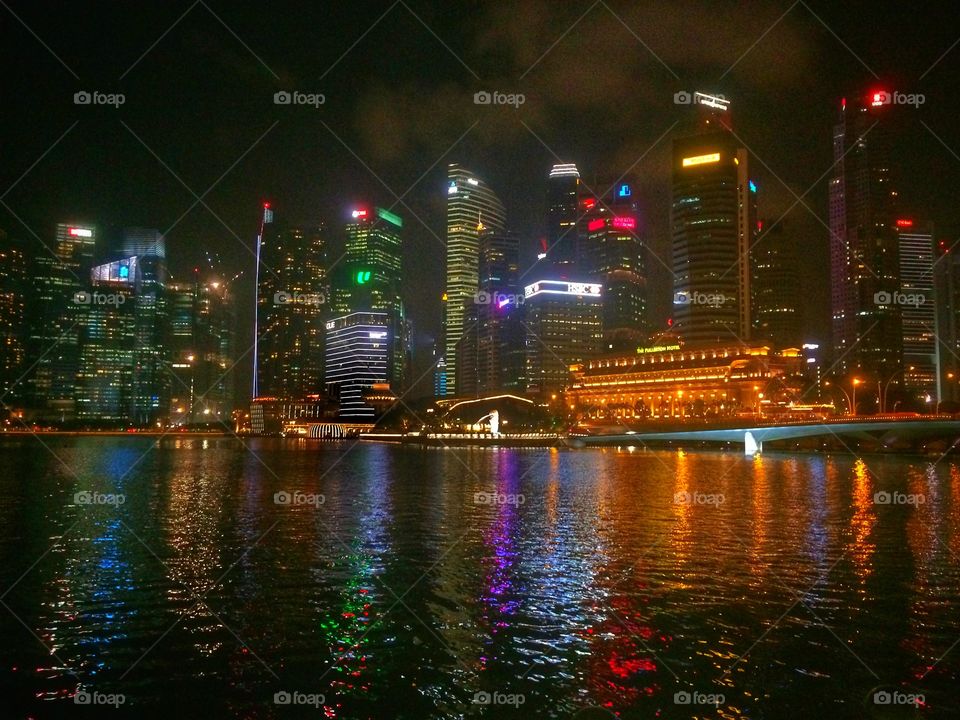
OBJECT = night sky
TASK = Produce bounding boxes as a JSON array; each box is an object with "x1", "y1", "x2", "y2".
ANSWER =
[{"x1": 3, "y1": 0, "x2": 960, "y2": 399}]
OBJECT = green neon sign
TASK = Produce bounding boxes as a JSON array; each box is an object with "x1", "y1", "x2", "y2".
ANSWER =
[{"x1": 355, "y1": 270, "x2": 371, "y2": 284}]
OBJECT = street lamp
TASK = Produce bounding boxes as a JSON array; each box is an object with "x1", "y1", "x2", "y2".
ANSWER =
[{"x1": 852, "y1": 378, "x2": 861, "y2": 417}]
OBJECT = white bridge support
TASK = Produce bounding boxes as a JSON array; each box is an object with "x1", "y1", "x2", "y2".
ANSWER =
[{"x1": 744, "y1": 431, "x2": 762, "y2": 456}]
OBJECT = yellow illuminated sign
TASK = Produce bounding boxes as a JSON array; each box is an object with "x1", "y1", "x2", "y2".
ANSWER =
[{"x1": 682, "y1": 152, "x2": 720, "y2": 167}]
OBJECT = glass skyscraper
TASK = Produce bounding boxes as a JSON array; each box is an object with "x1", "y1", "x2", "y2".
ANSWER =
[
  {"x1": 443, "y1": 164, "x2": 505, "y2": 397},
  {"x1": 0, "y1": 231, "x2": 27, "y2": 408}
]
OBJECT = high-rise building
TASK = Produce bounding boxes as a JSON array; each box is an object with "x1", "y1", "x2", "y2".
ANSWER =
[
  {"x1": 671, "y1": 96, "x2": 754, "y2": 346},
  {"x1": 457, "y1": 229, "x2": 525, "y2": 396},
  {"x1": 828, "y1": 91, "x2": 903, "y2": 382},
  {"x1": 546, "y1": 162, "x2": 581, "y2": 269},
  {"x1": 934, "y1": 238, "x2": 960, "y2": 403},
  {"x1": 26, "y1": 222, "x2": 96, "y2": 421},
  {"x1": 75, "y1": 257, "x2": 137, "y2": 421},
  {"x1": 324, "y1": 311, "x2": 392, "y2": 420},
  {"x1": 254, "y1": 204, "x2": 328, "y2": 400},
  {"x1": 168, "y1": 273, "x2": 235, "y2": 425},
  {"x1": 580, "y1": 177, "x2": 648, "y2": 352},
  {"x1": 0, "y1": 231, "x2": 27, "y2": 408},
  {"x1": 751, "y1": 217, "x2": 802, "y2": 349},
  {"x1": 896, "y1": 220, "x2": 938, "y2": 400},
  {"x1": 523, "y1": 280, "x2": 603, "y2": 394},
  {"x1": 331, "y1": 206, "x2": 406, "y2": 390},
  {"x1": 443, "y1": 165, "x2": 505, "y2": 396},
  {"x1": 119, "y1": 228, "x2": 168, "y2": 424}
]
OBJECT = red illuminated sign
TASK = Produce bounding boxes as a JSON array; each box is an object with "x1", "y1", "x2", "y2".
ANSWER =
[
  {"x1": 612, "y1": 216, "x2": 636, "y2": 230},
  {"x1": 581, "y1": 197, "x2": 596, "y2": 210},
  {"x1": 896, "y1": 219, "x2": 913, "y2": 228},
  {"x1": 587, "y1": 218, "x2": 606, "y2": 232}
]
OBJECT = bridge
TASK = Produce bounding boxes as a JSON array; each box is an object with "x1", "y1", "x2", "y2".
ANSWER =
[{"x1": 577, "y1": 417, "x2": 960, "y2": 455}]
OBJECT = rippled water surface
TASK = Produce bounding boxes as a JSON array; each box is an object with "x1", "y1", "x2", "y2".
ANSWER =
[{"x1": 1, "y1": 437, "x2": 959, "y2": 718}]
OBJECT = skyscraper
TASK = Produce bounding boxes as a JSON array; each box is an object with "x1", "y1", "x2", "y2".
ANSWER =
[
  {"x1": 324, "y1": 311, "x2": 392, "y2": 420},
  {"x1": 443, "y1": 164, "x2": 505, "y2": 396},
  {"x1": 524, "y1": 280, "x2": 603, "y2": 395},
  {"x1": 0, "y1": 231, "x2": 27, "y2": 408},
  {"x1": 458, "y1": 229, "x2": 525, "y2": 396},
  {"x1": 546, "y1": 162, "x2": 581, "y2": 269},
  {"x1": 829, "y1": 91, "x2": 903, "y2": 381},
  {"x1": 168, "y1": 273, "x2": 235, "y2": 425},
  {"x1": 26, "y1": 222, "x2": 96, "y2": 420},
  {"x1": 896, "y1": 220, "x2": 938, "y2": 400},
  {"x1": 119, "y1": 227, "x2": 168, "y2": 424},
  {"x1": 254, "y1": 204, "x2": 328, "y2": 400},
  {"x1": 751, "y1": 217, "x2": 802, "y2": 348},
  {"x1": 671, "y1": 94, "x2": 754, "y2": 346},
  {"x1": 580, "y1": 177, "x2": 648, "y2": 352},
  {"x1": 75, "y1": 257, "x2": 137, "y2": 421}
]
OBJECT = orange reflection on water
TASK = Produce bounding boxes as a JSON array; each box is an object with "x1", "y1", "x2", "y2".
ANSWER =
[{"x1": 847, "y1": 459, "x2": 877, "y2": 583}]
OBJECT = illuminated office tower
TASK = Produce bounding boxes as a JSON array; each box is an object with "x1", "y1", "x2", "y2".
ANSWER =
[
  {"x1": 0, "y1": 231, "x2": 27, "y2": 406},
  {"x1": 330, "y1": 206, "x2": 406, "y2": 391},
  {"x1": 672, "y1": 94, "x2": 754, "y2": 346},
  {"x1": 254, "y1": 203, "x2": 328, "y2": 400},
  {"x1": 934, "y1": 239, "x2": 960, "y2": 402},
  {"x1": 75, "y1": 257, "x2": 137, "y2": 421},
  {"x1": 896, "y1": 220, "x2": 937, "y2": 400},
  {"x1": 324, "y1": 311, "x2": 391, "y2": 420},
  {"x1": 26, "y1": 222, "x2": 96, "y2": 420},
  {"x1": 443, "y1": 164, "x2": 505, "y2": 396},
  {"x1": 524, "y1": 280, "x2": 603, "y2": 394},
  {"x1": 168, "y1": 273, "x2": 235, "y2": 425},
  {"x1": 829, "y1": 91, "x2": 903, "y2": 380},
  {"x1": 580, "y1": 177, "x2": 647, "y2": 352},
  {"x1": 119, "y1": 227, "x2": 168, "y2": 424},
  {"x1": 546, "y1": 162, "x2": 581, "y2": 269},
  {"x1": 458, "y1": 229, "x2": 525, "y2": 395},
  {"x1": 751, "y1": 217, "x2": 802, "y2": 348}
]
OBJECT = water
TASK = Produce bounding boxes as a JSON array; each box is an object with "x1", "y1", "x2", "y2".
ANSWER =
[{"x1": 0, "y1": 437, "x2": 958, "y2": 719}]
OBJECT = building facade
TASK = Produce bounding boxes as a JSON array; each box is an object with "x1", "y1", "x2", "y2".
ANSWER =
[
  {"x1": 0, "y1": 231, "x2": 27, "y2": 408},
  {"x1": 751, "y1": 217, "x2": 802, "y2": 349},
  {"x1": 443, "y1": 165, "x2": 505, "y2": 396},
  {"x1": 896, "y1": 221, "x2": 938, "y2": 400}
]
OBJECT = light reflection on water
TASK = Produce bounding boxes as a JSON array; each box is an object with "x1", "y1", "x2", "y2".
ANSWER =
[{"x1": 0, "y1": 437, "x2": 957, "y2": 718}]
